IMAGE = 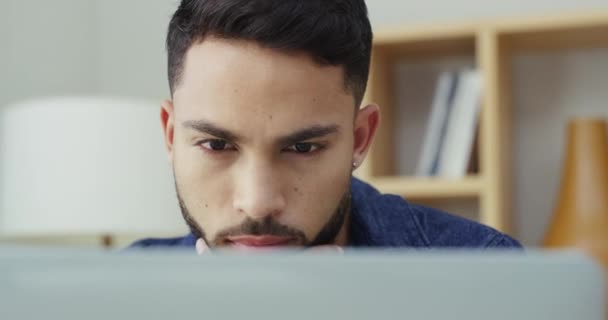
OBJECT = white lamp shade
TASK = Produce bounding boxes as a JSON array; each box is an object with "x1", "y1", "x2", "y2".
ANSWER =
[{"x1": 0, "y1": 97, "x2": 188, "y2": 236}]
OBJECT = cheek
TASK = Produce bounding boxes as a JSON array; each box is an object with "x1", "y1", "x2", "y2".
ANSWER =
[
  {"x1": 172, "y1": 140, "x2": 237, "y2": 239},
  {"x1": 285, "y1": 147, "x2": 352, "y2": 237}
]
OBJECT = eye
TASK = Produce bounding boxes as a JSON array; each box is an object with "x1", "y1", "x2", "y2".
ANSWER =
[
  {"x1": 285, "y1": 142, "x2": 322, "y2": 154},
  {"x1": 199, "y1": 139, "x2": 236, "y2": 152}
]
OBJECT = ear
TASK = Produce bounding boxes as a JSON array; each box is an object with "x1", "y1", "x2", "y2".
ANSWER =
[
  {"x1": 160, "y1": 99, "x2": 175, "y2": 163},
  {"x1": 352, "y1": 104, "x2": 380, "y2": 169}
]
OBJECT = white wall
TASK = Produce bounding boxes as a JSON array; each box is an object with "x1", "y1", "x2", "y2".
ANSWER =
[
  {"x1": 0, "y1": 1, "x2": 7, "y2": 92},
  {"x1": 0, "y1": 0, "x2": 97, "y2": 106},
  {"x1": 0, "y1": 0, "x2": 175, "y2": 106},
  {"x1": 2, "y1": 0, "x2": 608, "y2": 246},
  {"x1": 93, "y1": 0, "x2": 177, "y2": 100}
]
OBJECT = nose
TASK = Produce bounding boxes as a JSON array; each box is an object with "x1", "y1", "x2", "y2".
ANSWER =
[{"x1": 232, "y1": 159, "x2": 286, "y2": 220}]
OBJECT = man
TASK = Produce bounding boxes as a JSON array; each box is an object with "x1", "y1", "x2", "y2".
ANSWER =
[{"x1": 131, "y1": 0, "x2": 521, "y2": 252}]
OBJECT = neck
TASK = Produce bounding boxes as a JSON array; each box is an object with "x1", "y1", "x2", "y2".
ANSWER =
[{"x1": 333, "y1": 204, "x2": 351, "y2": 247}]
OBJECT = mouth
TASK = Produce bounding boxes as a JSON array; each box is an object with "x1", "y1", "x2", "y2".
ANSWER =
[{"x1": 226, "y1": 235, "x2": 294, "y2": 251}]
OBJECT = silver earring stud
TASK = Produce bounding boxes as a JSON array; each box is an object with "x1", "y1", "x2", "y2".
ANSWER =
[{"x1": 352, "y1": 161, "x2": 358, "y2": 168}]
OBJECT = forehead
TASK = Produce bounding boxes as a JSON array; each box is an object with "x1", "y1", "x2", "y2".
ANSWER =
[{"x1": 172, "y1": 38, "x2": 355, "y2": 133}]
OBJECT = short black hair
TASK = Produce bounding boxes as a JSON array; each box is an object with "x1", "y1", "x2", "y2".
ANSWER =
[{"x1": 166, "y1": 0, "x2": 373, "y2": 106}]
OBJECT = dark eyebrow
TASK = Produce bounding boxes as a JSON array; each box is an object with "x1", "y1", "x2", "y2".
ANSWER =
[
  {"x1": 278, "y1": 125, "x2": 340, "y2": 146},
  {"x1": 182, "y1": 120, "x2": 242, "y2": 142}
]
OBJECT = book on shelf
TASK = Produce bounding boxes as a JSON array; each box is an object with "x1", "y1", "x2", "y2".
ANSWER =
[
  {"x1": 436, "y1": 69, "x2": 482, "y2": 178},
  {"x1": 415, "y1": 71, "x2": 458, "y2": 176},
  {"x1": 416, "y1": 69, "x2": 482, "y2": 179}
]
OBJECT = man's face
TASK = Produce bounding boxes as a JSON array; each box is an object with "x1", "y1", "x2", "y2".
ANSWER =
[{"x1": 163, "y1": 38, "x2": 368, "y2": 249}]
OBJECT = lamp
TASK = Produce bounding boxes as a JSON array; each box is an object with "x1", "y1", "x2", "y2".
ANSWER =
[
  {"x1": 0, "y1": 97, "x2": 188, "y2": 247},
  {"x1": 543, "y1": 118, "x2": 608, "y2": 267}
]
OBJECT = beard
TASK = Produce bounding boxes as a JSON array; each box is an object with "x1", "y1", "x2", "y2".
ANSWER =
[{"x1": 175, "y1": 183, "x2": 352, "y2": 248}]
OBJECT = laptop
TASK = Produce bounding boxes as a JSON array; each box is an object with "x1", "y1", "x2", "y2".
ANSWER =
[{"x1": 0, "y1": 247, "x2": 604, "y2": 320}]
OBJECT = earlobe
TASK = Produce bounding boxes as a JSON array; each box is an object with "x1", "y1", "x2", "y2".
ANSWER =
[
  {"x1": 160, "y1": 100, "x2": 175, "y2": 162},
  {"x1": 352, "y1": 103, "x2": 380, "y2": 166}
]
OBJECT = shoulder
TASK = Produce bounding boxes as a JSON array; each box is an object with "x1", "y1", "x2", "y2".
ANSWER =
[
  {"x1": 408, "y1": 204, "x2": 522, "y2": 248},
  {"x1": 127, "y1": 233, "x2": 196, "y2": 249},
  {"x1": 350, "y1": 178, "x2": 522, "y2": 249}
]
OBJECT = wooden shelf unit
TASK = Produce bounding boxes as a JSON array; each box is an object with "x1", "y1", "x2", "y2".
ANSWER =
[
  {"x1": 356, "y1": 10, "x2": 608, "y2": 235},
  {"x1": 370, "y1": 176, "x2": 483, "y2": 200}
]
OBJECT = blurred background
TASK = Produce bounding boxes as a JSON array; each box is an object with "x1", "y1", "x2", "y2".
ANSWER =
[{"x1": 0, "y1": 0, "x2": 607, "y2": 249}]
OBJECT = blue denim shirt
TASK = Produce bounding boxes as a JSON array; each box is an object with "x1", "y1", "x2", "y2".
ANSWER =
[{"x1": 130, "y1": 178, "x2": 522, "y2": 249}]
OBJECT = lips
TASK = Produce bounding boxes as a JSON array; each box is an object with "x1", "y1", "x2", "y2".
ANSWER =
[{"x1": 227, "y1": 235, "x2": 293, "y2": 249}]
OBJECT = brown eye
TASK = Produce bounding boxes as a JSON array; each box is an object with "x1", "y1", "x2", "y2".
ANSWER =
[
  {"x1": 286, "y1": 142, "x2": 320, "y2": 154},
  {"x1": 209, "y1": 140, "x2": 226, "y2": 150},
  {"x1": 200, "y1": 139, "x2": 235, "y2": 152},
  {"x1": 295, "y1": 143, "x2": 312, "y2": 153}
]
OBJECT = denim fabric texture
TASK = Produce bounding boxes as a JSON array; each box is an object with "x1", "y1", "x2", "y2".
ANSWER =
[{"x1": 129, "y1": 178, "x2": 522, "y2": 249}]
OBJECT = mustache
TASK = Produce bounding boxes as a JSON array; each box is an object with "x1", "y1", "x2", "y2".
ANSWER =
[{"x1": 213, "y1": 216, "x2": 308, "y2": 245}]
